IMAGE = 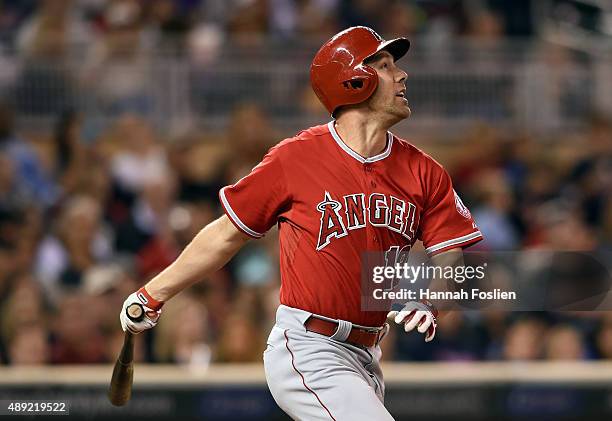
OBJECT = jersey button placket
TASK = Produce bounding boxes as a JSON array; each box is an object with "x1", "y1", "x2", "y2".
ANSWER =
[
  {"x1": 367, "y1": 164, "x2": 376, "y2": 188},
  {"x1": 364, "y1": 163, "x2": 379, "y2": 248}
]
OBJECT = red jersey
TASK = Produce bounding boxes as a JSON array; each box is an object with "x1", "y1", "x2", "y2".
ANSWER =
[{"x1": 220, "y1": 122, "x2": 482, "y2": 326}]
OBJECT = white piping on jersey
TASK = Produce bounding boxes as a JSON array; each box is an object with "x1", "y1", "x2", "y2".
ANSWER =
[
  {"x1": 425, "y1": 231, "x2": 483, "y2": 255},
  {"x1": 220, "y1": 186, "x2": 264, "y2": 238},
  {"x1": 327, "y1": 121, "x2": 393, "y2": 163}
]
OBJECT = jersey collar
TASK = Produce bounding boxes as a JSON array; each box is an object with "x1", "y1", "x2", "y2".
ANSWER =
[{"x1": 327, "y1": 121, "x2": 393, "y2": 164}]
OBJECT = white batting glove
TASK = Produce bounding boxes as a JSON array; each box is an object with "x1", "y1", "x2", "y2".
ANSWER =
[
  {"x1": 387, "y1": 300, "x2": 438, "y2": 343},
  {"x1": 119, "y1": 287, "x2": 164, "y2": 334}
]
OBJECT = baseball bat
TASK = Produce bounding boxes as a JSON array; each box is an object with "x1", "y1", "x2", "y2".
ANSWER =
[{"x1": 108, "y1": 303, "x2": 144, "y2": 407}]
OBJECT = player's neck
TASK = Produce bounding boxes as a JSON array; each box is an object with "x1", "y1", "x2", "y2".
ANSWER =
[{"x1": 333, "y1": 116, "x2": 389, "y2": 159}]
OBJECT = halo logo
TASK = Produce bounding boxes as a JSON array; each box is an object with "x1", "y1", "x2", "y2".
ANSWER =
[{"x1": 454, "y1": 190, "x2": 471, "y2": 219}]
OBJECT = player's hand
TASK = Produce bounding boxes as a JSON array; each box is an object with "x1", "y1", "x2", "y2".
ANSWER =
[
  {"x1": 387, "y1": 300, "x2": 438, "y2": 342},
  {"x1": 119, "y1": 287, "x2": 164, "y2": 334}
]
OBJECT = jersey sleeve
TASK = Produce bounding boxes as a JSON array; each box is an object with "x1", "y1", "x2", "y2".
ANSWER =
[
  {"x1": 417, "y1": 165, "x2": 482, "y2": 256},
  {"x1": 219, "y1": 144, "x2": 291, "y2": 238}
]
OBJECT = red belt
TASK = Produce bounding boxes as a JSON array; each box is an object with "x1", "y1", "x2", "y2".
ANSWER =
[{"x1": 304, "y1": 316, "x2": 382, "y2": 348}]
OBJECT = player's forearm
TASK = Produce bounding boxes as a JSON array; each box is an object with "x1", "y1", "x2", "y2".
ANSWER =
[
  {"x1": 430, "y1": 248, "x2": 464, "y2": 271},
  {"x1": 144, "y1": 215, "x2": 249, "y2": 302},
  {"x1": 429, "y1": 248, "x2": 464, "y2": 318}
]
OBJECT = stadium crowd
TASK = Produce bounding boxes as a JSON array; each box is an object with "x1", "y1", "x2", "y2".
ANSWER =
[
  {"x1": 0, "y1": 0, "x2": 611, "y2": 366},
  {"x1": 0, "y1": 0, "x2": 534, "y2": 51},
  {"x1": 0, "y1": 102, "x2": 610, "y2": 366}
]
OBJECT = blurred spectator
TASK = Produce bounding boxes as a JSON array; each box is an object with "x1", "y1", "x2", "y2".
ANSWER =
[
  {"x1": 16, "y1": 0, "x2": 91, "y2": 57},
  {"x1": 187, "y1": 22, "x2": 223, "y2": 67},
  {"x1": 53, "y1": 110, "x2": 87, "y2": 195},
  {"x1": 1, "y1": 274, "x2": 47, "y2": 345},
  {"x1": 430, "y1": 312, "x2": 489, "y2": 361},
  {"x1": 533, "y1": 201, "x2": 597, "y2": 251},
  {"x1": 339, "y1": 0, "x2": 385, "y2": 32},
  {"x1": 595, "y1": 314, "x2": 612, "y2": 359},
  {"x1": 465, "y1": 9, "x2": 504, "y2": 40},
  {"x1": 565, "y1": 115, "x2": 612, "y2": 230},
  {"x1": 50, "y1": 292, "x2": 107, "y2": 364},
  {"x1": 0, "y1": 155, "x2": 22, "y2": 209},
  {"x1": 0, "y1": 102, "x2": 59, "y2": 208},
  {"x1": 269, "y1": 0, "x2": 339, "y2": 39},
  {"x1": 231, "y1": 232, "x2": 278, "y2": 288},
  {"x1": 452, "y1": 124, "x2": 504, "y2": 189},
  {"x1": 132, "y1": 174, "x2": 181, "y2": 278},
  {"x1": 223, "y1": 103, "x2": 277, "y2": 180},
  {"x1": 35, "y1": 195, "x2": 114, "y2": 304},
  {"x1": 299, "y1": 82, "x2": 328, "y2": 117},
  {"x1": 502, "y1": 317, "x2": 546, "y2": 360},
  {"x1": 168, "y1": 132, "x2": 227, "y2": 202},
  {"x1": 198, "y1": 279, "x2": 233, "y2": 341},
  {"x1": 472, "y1": 169, "x2": 520, "y2": 250},
  {"x1": 544, "y1": 324, "x2": 586, "y2": 360},
  {"x1": 154, "y1": 293, "x2": 211, "y2": 366},
  {"x1": 394, "y1": 311, "x2": 489, "y2": 362},
  {"x1": 0, "y1": 241, "x2": 17, "y2": 300},
  {"x1": 170, "y1": 296, "x2": 211, "y2": 366},
  {"x1": 215, "y1": 312, "x2": 266, "y2": 363},
  {"x1": 13, "y1": 0, "x2": 80, "y2": 114},
  {"x1": 109, "y1": 114, "x2": 170, "y2": 196},
  {"x1": 8, "y1": 323, "x2": 50, "y2": 365},
  {"x1": 226, "y1": 0, "x2": 268, "y2": 46},
  {"x1": 82, "y1": 262, "x2": 138, "y2": 333},
  {"x1": 0, "y1": 1, "x2": 36, "y2": 47},
  {"x1": 213, "y1": 286, "x2": 267, "y2": 362},
  {"x1": 143, "y1": 0, "x2": 194, "y2": 51},
  {"x1": 81, "y1": 0, "x2": 152, "y2": 115},
  {"x1": 108, "y1": 119, "x2": 180, "y2": 277},
  {"x1": 381, "y1": 0, "x2": 422, "y2": 37},
  {"x1": 488, "y1": 0, "x2": 534, "y2": 37},
  {"x1": 520, "y1": 43, "x2": 590, "y2": 129}
]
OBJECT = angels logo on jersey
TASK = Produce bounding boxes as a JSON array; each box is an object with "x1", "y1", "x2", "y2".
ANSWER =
[
  {"x1": 453, "y1": 190, "x2": 471, "y2": 219},
  {"x1": 316, "y1": 191, "x2": 417, "y2": 250}
]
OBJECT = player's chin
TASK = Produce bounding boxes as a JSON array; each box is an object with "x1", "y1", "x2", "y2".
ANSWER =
[
  {"x1": 402, "y1": 105, "x2": 412, "y2": 118},
  {"x1": 392, "y1": 104, "x2": 411, "y2": 119},
  {"x1": 392, "y1": 98, "x2": 411, "y2": 116}
]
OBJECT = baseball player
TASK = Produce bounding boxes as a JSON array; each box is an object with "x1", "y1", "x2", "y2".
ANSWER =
[{"x1": 120, "y1": 26, "x2": 482, "y2": 420}]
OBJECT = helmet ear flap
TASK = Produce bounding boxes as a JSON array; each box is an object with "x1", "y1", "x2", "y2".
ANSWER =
[
  {"x1": 342, "y1": 78, "x2": 365, "y2": 90},
  {"x1": 339, "y1": 64, "x2": 378, "y2": 102}
]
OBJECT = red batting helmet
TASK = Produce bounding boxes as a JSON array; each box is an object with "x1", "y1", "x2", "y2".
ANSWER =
[{"x1": 310, "y1": 26, "x2": 410, "y2": 116}]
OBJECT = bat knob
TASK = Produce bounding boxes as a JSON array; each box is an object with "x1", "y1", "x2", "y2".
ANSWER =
[{"x1": 126, "y1": 303, "x2": 144, "y2": 322}]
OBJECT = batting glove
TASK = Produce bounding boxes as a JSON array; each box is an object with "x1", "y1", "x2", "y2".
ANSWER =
[
  {"x1": 119, "y1": 287, "x2": 164, "y2": 334},
  {"x1": 387, "y1": 300, "x2": 438, "y2": 343}
]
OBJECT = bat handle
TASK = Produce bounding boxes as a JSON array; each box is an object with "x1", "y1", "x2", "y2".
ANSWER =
[
  {"x1": 118, "y1": 331, "x2": 135, "y2": 365},
  {"x1": 119, "y1": 303, "x2": 146, "y2": 363},
  {"x1": 119, "y1": 303, "x2": 143, "y2": 365}
]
